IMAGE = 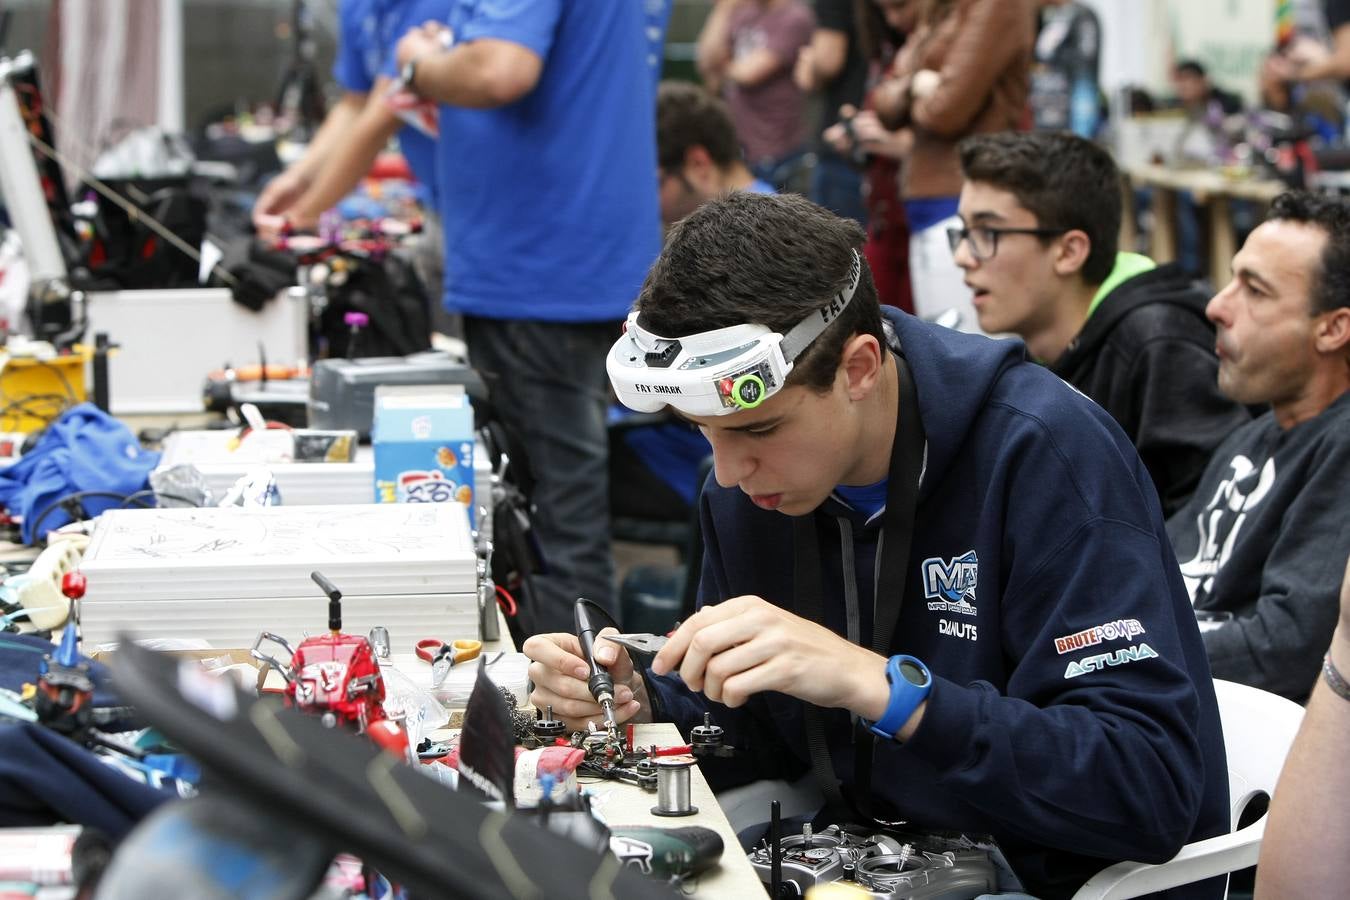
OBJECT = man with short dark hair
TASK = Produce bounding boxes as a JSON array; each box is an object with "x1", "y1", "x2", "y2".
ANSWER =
[
  {"x1": 613, "y1": 80, "x2": 770, "y2": 526},
  {"x1": 1167, "y1": 191, "x2": 1350, "y2": 702},
  {"x1": 1167, "y1": 60, "x2": 1245, "y2": 277},
  {"x1": 954, "y1": 131, "x2": 1250, "y2": 514},
  {"x1": 1172, "y1": 59, "x2": 1244, "y2": 118},
  {"x1": 525, "y1": 192, "x2": 1229, "y2": 899},
  {"x1": 656, "y1": 81, "x2": 773, "y2": 226}
]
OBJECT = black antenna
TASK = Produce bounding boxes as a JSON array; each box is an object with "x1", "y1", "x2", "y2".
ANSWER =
[
  {"x1": 770, "y1": 799, "x2": 782, "y2": 899},
  {"x1": 311, "y1": 571, "x2": 342, "y2": 633}
]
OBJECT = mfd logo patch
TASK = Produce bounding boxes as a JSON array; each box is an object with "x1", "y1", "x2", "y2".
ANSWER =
[{"x1": 923, "y1": 551, "x2": 978, "y2": 615}]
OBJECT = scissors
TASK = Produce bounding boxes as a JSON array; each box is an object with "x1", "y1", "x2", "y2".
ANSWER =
[
  {"x1": 415, "y1": 638, "x2": 483, "y2": 687},
  {"x1": 602, "y1": 633, "x2": 670, "y2": 660}
]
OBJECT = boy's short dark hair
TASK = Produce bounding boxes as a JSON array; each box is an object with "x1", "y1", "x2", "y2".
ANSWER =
[
  {"x1": 634, "y1": 192, "x2": 883, "y2": 392},
  {"x1": 1266, "y1": 190, "x2": 1350, "y2": 315},
  {"x1": 657, "y1": 81, "x2": 743, "y2": 173},
  {"x1": 1174, "y1": 59, "x2": 1207, "y2": 79},
  {"x1": 958, "y1": 131, "x2": 1122, "y2": 285}
]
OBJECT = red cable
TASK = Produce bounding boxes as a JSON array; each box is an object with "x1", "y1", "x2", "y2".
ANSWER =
[
  {"x1": 495, "y1": 584, "x2": 518, "y2": 617},
  {"x1": 651, "y1": 745, "x2": 693, "y2": 757}
]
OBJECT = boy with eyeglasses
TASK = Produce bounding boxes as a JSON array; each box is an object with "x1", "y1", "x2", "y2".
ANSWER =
[{"x1": 952, "y1": 131, "x2": 1250, "y2": 515}]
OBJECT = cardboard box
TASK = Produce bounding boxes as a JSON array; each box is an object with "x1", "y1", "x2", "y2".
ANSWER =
[
  {"x1": 0, "y1": 349, "x2": 87, "y2": 431},
  {"x1": 372, "y1": 385, "x2": 475, "y2": 525}
]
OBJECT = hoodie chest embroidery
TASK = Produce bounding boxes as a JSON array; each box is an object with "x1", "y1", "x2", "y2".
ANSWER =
[{"x1": 922, "y1": 550, "x2": 979, "y2": 616}]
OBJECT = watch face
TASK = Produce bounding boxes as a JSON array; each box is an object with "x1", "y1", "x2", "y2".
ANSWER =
[{"x1": 899, "y1": 660, "x2": 929, "y2": 687}]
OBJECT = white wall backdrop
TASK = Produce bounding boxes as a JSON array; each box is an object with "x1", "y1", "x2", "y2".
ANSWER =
[{"x1": 1084, "y1": 0, "x2": 1281, "y2": 104}]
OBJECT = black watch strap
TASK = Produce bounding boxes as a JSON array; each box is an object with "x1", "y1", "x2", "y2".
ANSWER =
[{"x1": 401, "y1": 57, "x2": 420, "y2": 95}]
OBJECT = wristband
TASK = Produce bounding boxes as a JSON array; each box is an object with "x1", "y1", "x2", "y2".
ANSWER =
[
  {"x1": 861, "y1": 654, "x2": 932, "y2": 740},
  {"x1": 1324, "y1": 653, "x2": 1350, "y2": 702}
]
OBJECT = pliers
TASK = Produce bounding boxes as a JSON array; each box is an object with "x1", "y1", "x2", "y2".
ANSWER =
[
  {"x1": 602, "y1": 633, "x2": 670, "y2": 660},
  {"x1": 415, "y1": 638, "x2": 483, "y2": 687}
]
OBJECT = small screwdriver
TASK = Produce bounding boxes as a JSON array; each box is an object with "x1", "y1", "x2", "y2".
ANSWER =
[{"x1": 574, "y1": 598, "x2": 618, "y2": 739}]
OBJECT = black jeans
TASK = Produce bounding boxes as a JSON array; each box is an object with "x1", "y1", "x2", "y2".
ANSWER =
[{"x1": 465, "y1": 316, "x2": 618, "y2": 636}]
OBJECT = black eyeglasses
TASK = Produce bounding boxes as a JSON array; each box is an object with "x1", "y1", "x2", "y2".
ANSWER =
[{"x1": 946, "y1": 225, "x2": 1066, "y2": 262}]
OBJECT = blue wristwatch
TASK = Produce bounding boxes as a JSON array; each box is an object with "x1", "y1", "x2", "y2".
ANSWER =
[{"x1": 862, "y1": 654, "x2": 932, "y2": 740}]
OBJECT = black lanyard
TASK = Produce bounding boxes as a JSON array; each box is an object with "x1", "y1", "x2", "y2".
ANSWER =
[{"x1": 793, "y1": 349, "x2": 925, "y2": 823}]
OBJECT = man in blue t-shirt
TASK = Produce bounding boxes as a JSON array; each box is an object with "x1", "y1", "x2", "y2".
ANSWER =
[
  {"x1": 254, "y1": 0, "x2": 446, "y2": 233},
  {"x1": 396, "y1": 2, "x2": 664, "y2": 634}
]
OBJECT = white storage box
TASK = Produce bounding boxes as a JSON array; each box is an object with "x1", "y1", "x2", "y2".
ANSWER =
[
  {"x1": 158, "y1": 430, "x2": 375, "y2": 506},
  {"x1": 154, "y1": 431, "x2": 495, "y2": 534},
  {"x1": 85, "y1": 287, "x2": 307, "y2": 414},
  {"x1": 78, "y1": 594, "x2": 478, "y2": 654},
  {"x1": 79, "y1": 503, "x2": 479, "y2": 650}
]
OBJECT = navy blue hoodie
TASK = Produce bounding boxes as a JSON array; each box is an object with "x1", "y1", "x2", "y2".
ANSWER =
[{"x1": 648, "y1": 310, "x2": 1229, "y2": 899}]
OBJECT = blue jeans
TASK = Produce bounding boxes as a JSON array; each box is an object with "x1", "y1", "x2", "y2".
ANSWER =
[
  {"x1": 810, "y1": 153, "x2": 866, "y2": 226},
  {"x1": 464, "y1": 316, "x2": 618, "y2": 635}
]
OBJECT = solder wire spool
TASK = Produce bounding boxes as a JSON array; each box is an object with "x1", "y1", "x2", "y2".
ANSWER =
[{"x1": 651, "y1": 755, "x2": 697, "y2": 817}]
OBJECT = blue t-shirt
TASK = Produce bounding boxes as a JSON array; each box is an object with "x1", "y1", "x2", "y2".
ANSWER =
[
  {"x1": 437, "y1": 0, "x2": 662, "y2": 321},
  {"x1": 615, "y1": 412, "x2": 711, "y2": 506},
  {"x1": 334, "y1": 0, "x2": 447, "y2": 208},
  {"x1": 645, "y1": 0, "x2": 674, "y2": 84},
  {"x1": 833, "y1": 478, "x2": 888, "y2": 520},
  {"x1": 902, "y1": 196, "x2": 959, "y2": 233}
]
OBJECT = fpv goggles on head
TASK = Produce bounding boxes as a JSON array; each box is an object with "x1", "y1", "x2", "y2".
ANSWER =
[{"x1": 607, "y1": 249, "x2": 863, "y2": 417}]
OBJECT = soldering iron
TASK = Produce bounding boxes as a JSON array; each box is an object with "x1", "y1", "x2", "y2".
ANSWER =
[{"x1": 573, "y1": 597, "x2": 619, "y2": 740}]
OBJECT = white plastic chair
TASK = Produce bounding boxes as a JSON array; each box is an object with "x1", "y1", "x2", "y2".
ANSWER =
[{"x1": 1071, "y1": 679, "x2": 1306, "y2": 900}]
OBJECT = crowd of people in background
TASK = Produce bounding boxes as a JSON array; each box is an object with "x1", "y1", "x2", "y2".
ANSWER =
[
  {"x1": 684, "y1": 0, "x2": 1350, "y2": 701},
  {"x1": 251, "y1": 3, "x2": 1350, "y2": 892},
  {"x1": 248, "y1": 0, "x2": 1350, "y2": 703}
]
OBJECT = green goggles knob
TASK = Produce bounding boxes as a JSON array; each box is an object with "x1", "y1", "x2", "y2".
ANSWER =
[{"x1": 731, "y1": 373, "x2": 766, "y2": 409}]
